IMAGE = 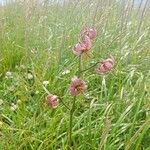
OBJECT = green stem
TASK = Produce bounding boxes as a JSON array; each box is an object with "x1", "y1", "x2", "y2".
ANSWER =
[
  {"x1": 68, "y1": 55, "x2": 82, "y2": 148},
  {"x1": 69, "y1": 96, "x2": 76, "y2": 148},
  {"x1": 88, "y1": 104, "x2": 92, "y2": 142},
  {"x1": 59, "y1": 98, "x2": 70, "y2": 111},
  {"x1": 78, "y1": 55, "x2": 82, "y2": 77},
  {"x1": 80, "y1": 61, "x2": 100, "y2": 74}
]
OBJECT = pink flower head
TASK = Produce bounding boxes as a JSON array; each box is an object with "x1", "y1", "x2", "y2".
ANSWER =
[
  {"x1": 69, "y1": 76, "x2": 87, "y2": 96},
  {"x1": 73, "y1": 35, "x2": 92, "y2": 56},
  {"x1": 81, "y1": 27, "x2": 97, "y2": 40},
  {"x1": 46, "y1": 94, "x2": 59, "y2": 108},
  {"x1": 96, "y1": 55, "x2": 115, "y2": 75}
]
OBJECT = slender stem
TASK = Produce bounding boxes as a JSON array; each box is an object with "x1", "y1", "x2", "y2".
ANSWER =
[
  {"x1": 78, "y1": 55, "x2": 82, "y2": 77},
  {"x1": 88, "y1": 103, "x2": 92, "y2": 143},
  {"x1": 42, "y1": 85, "x2": 50, "y2": 95},
  {"x1": 80, "y1": 61, "x2": 100, "y2": 73},
  {"x1": 68, "y1": 55, "x2": 82, "y2": 148},
  {"x1": 69, "y1": 96, "x2": 76, "y2": 148},
  {"x1": 59, "y1": 98, "x2": 70, "y2": 111}
]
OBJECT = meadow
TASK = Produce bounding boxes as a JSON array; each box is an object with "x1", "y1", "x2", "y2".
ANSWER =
[{"x1": 0, "y1": 0, "x2": 150, "y2": 149}]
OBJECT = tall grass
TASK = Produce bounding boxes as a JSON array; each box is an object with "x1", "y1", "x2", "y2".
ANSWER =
[{"x1": 0, "y1": 0, "x2": 150, "y2": 149}]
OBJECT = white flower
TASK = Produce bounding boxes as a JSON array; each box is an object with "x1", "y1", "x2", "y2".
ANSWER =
[
  {"x1": 17, "y1": 99, "x2": 21, "y2": 104},
  {"x1": 42, "y1": 81, "x2": 49, "y2": 86},
  {"x1": 27, "y1": 73, "x2": 33, "y2": 80},
  {"x1": 11, "y1": 103, "x2": 15, "y2": 106},
  {"x1": 8, "y1": 86, "x2": 15, "y2": 92},
  {"x1": 5, "y1": 71, "x2": 13, "y2": 78},
  {"x1": 62, "y1": 69, "x2": 70, "y2": 75},
  {"x1": 20, "y1": 65, "x2": 26, "y2": 69},
  {"x1": 10, "y1": 104, "x2": 17, "y2": 111}
]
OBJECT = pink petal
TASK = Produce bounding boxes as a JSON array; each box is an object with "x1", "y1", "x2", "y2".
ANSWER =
[
  {"x1": 69, "y1": 76, "x2": 87, "y2": 96},
  {"x1": 46, "y1": 94, "x2": 59, "y2": 108},
  {"x1": 96, "y1": 55, "x2": 115, "y2": 75}
]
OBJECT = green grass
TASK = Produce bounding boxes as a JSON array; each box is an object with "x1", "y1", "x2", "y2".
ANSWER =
[{"x1": 0, "y1": 0, "x2": 150, "y2": 149}]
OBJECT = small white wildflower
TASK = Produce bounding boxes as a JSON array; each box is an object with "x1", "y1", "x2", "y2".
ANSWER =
[
  {"x1": 20, "y1": 65, "x2": 26, "y2": 69},
  {"x1": 10, "y1": 106, "x2": 15, "y2": 111},
  {"x1": 27, "y1": 73, "x2": 33, "y2": 80},
  {"x1": 42, "y1": 81, "x2": 49, "y2": 86},
  {"x1": 10, "y1": 105, "x2": 17, "y2": 111},
  {"x1": 11, "y1": 103, "x2": 15, "y2": 106},
  {"x1": 62, "y1": 70, "x2": 70, "y2": 75},
  {"x1": 0, "y1": 99, "x2": 3, "y2": 105},
  {"x1": 17, "y1": 99, "x2": 21, "y2": 104},
  {"x1": 5, "y1": 71, "x2": 13, "y2": 78},
  {"x1": 127, "y1": 21, "x2": 132, "y2": 26},
  {"x1": 85, "y1": 93, "x2": 90, "y2": 99},
  {"x1": 8, "y1": 86, "x2": 15, "y2": 92},
  {"x1": 6, "y1": 71, "x2": 12, "y2": 76},
  {"x1": 90, "y1": 3, "x2": 94, "y2": 6}
]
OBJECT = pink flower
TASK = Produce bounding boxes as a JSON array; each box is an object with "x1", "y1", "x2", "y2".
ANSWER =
[
  {"x1": 81, "y1": 27, "x2": 97, "y2": 40},
  {"x1": 69, "y1": 76, "x2": 87, "y2": 96},
  {"x1": 96, "y1": 55, "x2": 115, "y2": 75},
  {"x1": 73, "y1": 35, "x2": 92, "y2": 56},
  {"x1": 46, "y1": 94, "x2": 59, "y2": 108}
]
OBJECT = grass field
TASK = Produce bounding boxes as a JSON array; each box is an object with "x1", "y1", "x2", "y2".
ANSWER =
[{"x1": 0, "y1": 0, "x2": 150, "y2": 149}]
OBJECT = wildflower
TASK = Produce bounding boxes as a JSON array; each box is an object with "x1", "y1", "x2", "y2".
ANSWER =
[
  {"x1": 5, "y1": 71, "x2": 13, "y2": 78},
  {"x1": 27, "y1": 73, "x2": 33, "y2": 80},
  {"x1": 73, "y1": 35, "x2": 92, "y2": 56},
  {"x1": 46, "y1": 94, "x2": 59, "y2": 108},
  {"x1": 96, "y1": 55, "x2": 115, "y2": 75},
  {"x1": 8, "y1": 85, "x2": 15, "y2": 92},
  {"x1": 69, "y1": 76, "x2": 87, "y2": 96},
  {"x1": 10, "y1": 103, "x2": 17, "y2": 111},
  {"x1": 81, "y1": 26, "x2": 97, "y2": 40},
  {"x1": 62, "y1": 69, "x2": 70, "y2": 75},
  {"x1": 43, "y1": 81, "x2": 49, "y2": 86},
  {"x1": 20, "y1": 65, "x2": 26, "y2": 69},
  {"x1": 17, "y1": 99, "x2": 21, "y2": 104}
]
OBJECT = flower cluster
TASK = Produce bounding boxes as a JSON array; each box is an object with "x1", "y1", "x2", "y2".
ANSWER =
[
  {"x1": 45, "y1": 26, "x2": 115, "y2": 109},
  {"x1": 43, "y1": 26, "x2": 116, "y2": 149},
  {"x1": 96, "y1": 55, "x2": 115, "y2": 74},
  {"x1": 81, "y1": 26, "x2": 97, "y2": 40},
  {"x1": 73, "y1": 27, "x2": 97, "y2": 56}
]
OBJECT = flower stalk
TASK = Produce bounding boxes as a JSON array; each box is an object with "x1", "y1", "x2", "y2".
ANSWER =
[
  {"x1": 78, "y1": 55, "x2": 82, "y2": 77},
  {"x1": 68, "y1": 96, "x2": 76, "y2": 148}
]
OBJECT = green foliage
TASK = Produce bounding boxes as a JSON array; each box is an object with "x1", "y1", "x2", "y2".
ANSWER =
[{"x1": 0, "y1": 0, "x2": 150, "y2": 149}]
